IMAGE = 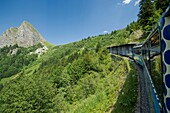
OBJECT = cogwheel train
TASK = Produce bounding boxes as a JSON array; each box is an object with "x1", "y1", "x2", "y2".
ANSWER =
[{"x1": 107, "y1": 5, "x2": 170, "y2": 113}]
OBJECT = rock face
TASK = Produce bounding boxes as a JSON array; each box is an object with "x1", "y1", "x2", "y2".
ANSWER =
[
  {"x1": 29, "y1": 42, "x2": 48, "y2": 57},
  {"x1": 0, "y1": 21, "x2": 46, "y2": 48},
  {"x1": 132, "y1": 30, "x2": 143, "y2": 39}
]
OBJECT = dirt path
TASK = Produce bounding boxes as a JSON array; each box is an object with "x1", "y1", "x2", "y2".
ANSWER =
[{"x1": 135, "y1": 64, "x2": 150, "y2": 113}]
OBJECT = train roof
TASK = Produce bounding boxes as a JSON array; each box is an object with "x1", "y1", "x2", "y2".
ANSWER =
[
  {"x1": 133, "y1": 44, "x2": 143, "y2": 49},
  {"x1": 107, "y1": 43, "x2": 136, "y2": 49}
]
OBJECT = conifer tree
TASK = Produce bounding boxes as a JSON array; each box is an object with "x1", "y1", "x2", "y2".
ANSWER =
[
  {"x1": 138, "y1": 0, "x2": 155, "y2": 31},
  {"x1": 154, "y1": 0, "x2": 170, "y2": 12}
]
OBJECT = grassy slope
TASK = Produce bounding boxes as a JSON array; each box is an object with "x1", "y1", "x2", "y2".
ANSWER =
[{"x1": 112, "y1": 61, "x2": 138, "y2": 113}]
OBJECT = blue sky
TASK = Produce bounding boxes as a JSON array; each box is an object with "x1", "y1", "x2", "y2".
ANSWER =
[{"x1": 0, "y1": 0, "x2": 140, "y2": 45}]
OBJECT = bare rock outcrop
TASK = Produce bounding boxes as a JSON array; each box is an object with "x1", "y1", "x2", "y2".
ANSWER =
[{"x1": 0, "y1": 21, "x2": 46, "y2": 48}]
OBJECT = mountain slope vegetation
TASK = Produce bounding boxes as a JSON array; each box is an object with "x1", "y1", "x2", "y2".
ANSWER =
[
  {"x1": 0, "y1": 26, "x2": 139, "y2": 112},
  {"x1": 0, "y1": 43, "x2": 44, "y2": 80},
  {"x1": 0, "y1": 0, "x2": 169, "y2": 112}
]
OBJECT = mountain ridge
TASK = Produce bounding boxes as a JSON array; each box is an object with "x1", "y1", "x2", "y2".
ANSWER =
[{"x1": 0, "y1": 21, "x2": 47, "y2": 48}]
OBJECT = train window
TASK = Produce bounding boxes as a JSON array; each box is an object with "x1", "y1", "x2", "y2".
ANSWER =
[
  {"x1": 150, "y1": 31, "x2": 159, "y2": 47},
  {"x1": 145, "y1": 43, "x2": 149, "y2": 60},
  {"x1": 133, "y1": 45, "x2": 142, "y2": 53},
  {"x1": 126, "y1": 47, "x2": 129, "y2": 54},
  {"x1": 150, "y1": 31, "x2": 160, "y2": 59}
]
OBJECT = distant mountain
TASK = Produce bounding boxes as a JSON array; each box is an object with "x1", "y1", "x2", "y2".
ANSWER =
[{"x1": 0, "y1": 21, "x2": 47, "y2": 48}]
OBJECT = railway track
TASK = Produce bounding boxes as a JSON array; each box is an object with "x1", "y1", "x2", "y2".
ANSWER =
[{"x1": 135, "y1": 64, "x2": 150, "y2": 113}]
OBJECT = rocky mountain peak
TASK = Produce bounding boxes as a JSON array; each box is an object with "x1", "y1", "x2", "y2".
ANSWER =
[{"x1": 0, "y1": 21, "x2": 46, "y2": 48}]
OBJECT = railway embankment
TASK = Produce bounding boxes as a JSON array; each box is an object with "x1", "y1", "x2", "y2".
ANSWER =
[{"x1": 111, "y1": 57, "x2": 138, "y2": 113}]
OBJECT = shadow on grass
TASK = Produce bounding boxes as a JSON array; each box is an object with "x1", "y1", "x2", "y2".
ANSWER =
[{"x1": 111, "y1": 63, "x2": 138, "y2": 113}]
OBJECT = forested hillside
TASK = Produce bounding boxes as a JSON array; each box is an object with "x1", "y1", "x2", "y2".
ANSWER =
[
  {"x1": 0, "y1": 0, "x2": 169, "y2": 112},
  {"x1": 0, "y1": 43, "x2": 45, "y2": 79},
  {"x1": 0, "y1": 26, "x2": 139, "y2": 112}
]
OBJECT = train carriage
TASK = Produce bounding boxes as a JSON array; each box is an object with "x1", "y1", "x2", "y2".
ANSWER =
[
  {"x1": 107, "y1": 43, "x2": 136, "y2": 58},
  {"x1": 107, "y1": 5, "x2": 170, "y2": 113}
]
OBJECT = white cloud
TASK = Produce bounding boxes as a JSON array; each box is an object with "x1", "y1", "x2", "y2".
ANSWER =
[
  {"x1": 122, "y1": 0, "x2": 132, "y2": 5},
  {"x1": 134, "y1": 0, "x2": 141, "y2": 6},
  {"x1": 103, "y1": 31, "x2": 109, "y2": 34},
  {"x1": 118, "y1": 0, "x2": 140, "y2": 6}
]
